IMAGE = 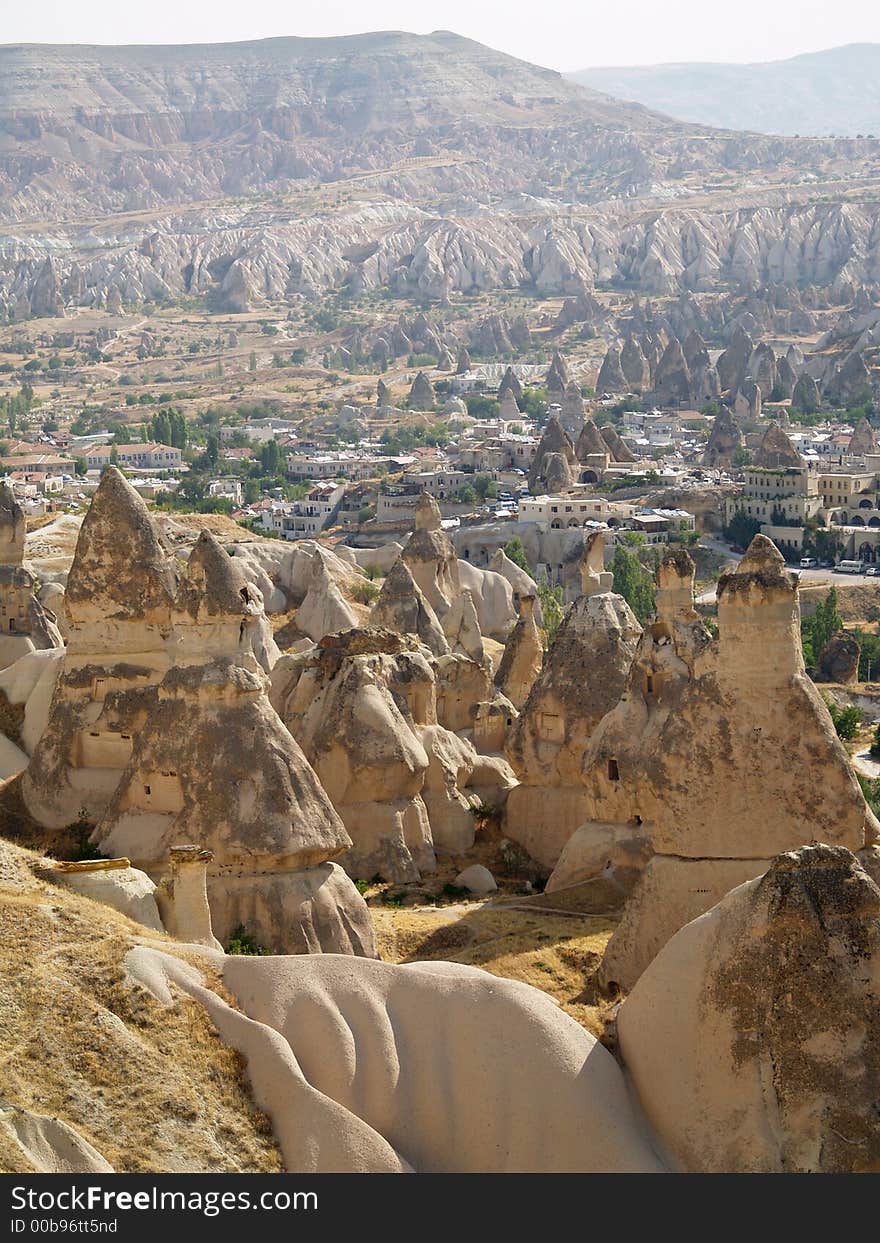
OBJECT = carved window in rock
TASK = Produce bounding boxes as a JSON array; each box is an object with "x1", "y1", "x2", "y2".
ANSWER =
[
  {"x1": 537, "y1": 712, "x2": 565, "y2": 743},
  {"x1": 607, "y1": 758, "x2": 620, "y2": 782}
]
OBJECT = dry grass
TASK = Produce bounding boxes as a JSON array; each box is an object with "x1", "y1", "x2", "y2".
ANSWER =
[
  {"x1": 0, "y1": 840, "x2": 281, "y2": 1174},
  {"x1": 372, "y1": 901, "x2": 617, "y2": 1038}
]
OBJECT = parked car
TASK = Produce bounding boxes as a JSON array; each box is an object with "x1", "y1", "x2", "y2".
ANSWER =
[
  {"x1": 819, "y1": 560, "x2": 834, "y2": 569},
  {"x1": 799, "y1": 557, "x2": 818, "y2": 569},
  {"x1": 867, "y1": 566, "x2": 880, "y2": 576}
]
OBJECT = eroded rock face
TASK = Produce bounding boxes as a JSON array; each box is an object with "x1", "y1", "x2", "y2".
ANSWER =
[
  {"x1": 401, "y1": 495, "x2": 460, "y2": 618},
  {"x1": 528, "y1": 416, "x2": 576, "y2": 491},
  {"x1": 0, "y1": 484, "x2": 64, "y2": 671},
  {"x1": 589, "y1": 537, "x2": 877, "y2": 989},
  {"x1": 849, "y1": 417, "x2": 878, "y2": 455},
  {"x1": 504, "y1": 589, "x2": 642, "y2": 868},
  {"x1": 619, "y1": 844, "x2": 880, "y2": 1173},
  {"x1": 370, "y1": 558, "x2": 449, "y2": 656},
  {"x1": 702, "y1": 406, "x2": 743, "y2": 468},
  {"x1": 818, "y1": 631, "x2": 861, "y2": 684},
  {"x1": 495, "y1": 596, "x2": 543, "y2": 710},
  {"x1": 271, "y1": 628, "x2": 437, "y2": 883},
  {"x1": 753, "y1": 421, "x2": 802, "y2": 468}
]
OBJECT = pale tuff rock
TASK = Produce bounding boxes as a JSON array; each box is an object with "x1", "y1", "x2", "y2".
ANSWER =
[
  {"x1": 401, "y1": 496, "x2": 460, "y2": 618},
  {"x1": 585, "y1": 536, "x2": 877, "y2": 989},
  {"x1": 545, "y1": 351, "x2": 569, "y2": 393},
  {"x1": 499, "y1": 391, "x2": 521, "y2": 420},
  {"x1": 620, "y1": 335, "x2": 650, "y2": 391},
  {"x1": 579, "y1": 530, "x2": 613, "y2": 597},
  {"x1": 154, "y1": 846, "x2": 222, "y2": 949},
  {"x1": 542, "y1": 451, "x2": 574, "y2": 492},
  {"x1": 271, "y1": 628, "x2": 437, "y2": 883},
  {"x1": 546, "y1": 822, "x2": 652, "y2": 899},
  {"x1": 0, "y1": 483, "x2": 63, "y2": 670},
  {"x1": 47, "y1": 857, "x2": 163, "y2": 932},
  {"x1": 652, "y1": 337, "x2": 691, "y2": 404},
  {"x1": 753, "y1": 421, "x2": 802, "y2": 468},
  {"x1": 849, "y1": 416, "x2": 878, "y2": 455},
  {"x1": 599, "y1": 423, "x2": 636, "y2": 464},
  {"x1": 376, "y1": 378, "x2": 391, "y2": 407},
  {"x1": 140, "y1": 947, "x2": 664, "y2": 1173},
  {"x1": 455, "y1": 346, "x2": 472, "y2": 374},
  {"x1": 716, "y1": 325, "x2": 753, "y2": 393},
  {"x1": 418, "y1": 725, "x2": 488, "y2": 854},
  {"x1": 495, "y1": 595, "x2": 543, "y2": 709},
  {"x1": 370, "y1": 558, "x2": 450, "y2": 656},
  {"x1": 826, "y1": 350, "x2": 872, "y2": 406},
  {"x1": 457, "y1": 557, "x2": 517, "y2": 641},
  {"x1": 0, "y1": 648, "x2": 64, "y2": 756},
  {"x1": 454, "y1": 864, "x2": 498, "y2": 894},
  {"x1": 21, "y1": 471, "x2": 283, "y2": 829},
  {"x1": 747, "y1": 341, "x2": 778, "y2": 399},
  {"x1": 433, "y1": 651, "x2": 508, "y2": 734},
  {"x1": 0, "y1": 483, "x2": 26, "y2": 566},
  {"x1": 504, "y1": 589, "x2": 642, "y2": 868},
  {"x1": 296, "y1": 553, "x2": 359, "y2": 641},
  {"x1": 488, "y1": 548, "x2": 543, "y2": 626},
  {"x1": 560, "y1": 382, "x2": 586, "y2": 436},
  {"x1": 0, "y1": 1108, "x2": 113, "y2": 1174},
  {"x1": 497, "y1": 366, "x2": 523, "y2": 403},
  {"x1": 441, "y1": 589, "x2": 487, "y2": 667},
  {"x1": 596, "y1": 347, "x2": 625, "y2": 394},
  {"x1": 702, "y1": 406, "x2": 743, "y2": 468},
  {"x1": 92, "y1": 655, "x2": 376, "y2": 958},
  {"x1": 619, "y1": 845, "x2": 880, "y2": 1173},
  {"x1": 407, "y1": 370, "x2": 435, "y2": 410},
  {"x1": 792, "y1": 371, "x2": 821, "y2": 413},
  {"x1": 733, "y1": 379, "x2": 762, "y2": 420},
  {"x1": 528, "y1": 415, "x2": 576, "y2": 490},
  {"x1": 574, "y1": 418, "x2": 610, "y2": 471}
]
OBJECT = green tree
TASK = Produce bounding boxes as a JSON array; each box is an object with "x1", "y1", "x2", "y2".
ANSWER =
[
  {"x1": 74, "y1": 457, "x2": 87, "y2": 477},
  {"x1": 536, "y1": 577, "x2": 564, "y2": 645},
  {"x1": 723, "y1": 508, "x2": 762, "y2": 548},
  {"x1": 611, "y1": 545, "x2": 655, "y2": 623},
  {"x1": 825, "y1": 700, "x2": 862, "y2": 741},
  {"x1": 504, "y1": 538, "x2": 531, "y2": 573},
  {"x1": 259, "y1": 439, "x2": 282, "y2": 476},
  {"x1": 456, "y1": 484, "x2": 477, "y2": 504},
  {"x1": 205, "y1": 433, "x2": 219, "y2": 469},
  {"x1": 249, "y1": 351, "x2": 257, "y2": 372},
  {"x1": 802, "y1": 587, "x2": 843, "y2": 667}
]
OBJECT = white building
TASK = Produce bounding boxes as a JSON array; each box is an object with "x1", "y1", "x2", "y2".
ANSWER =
[
  {"x1": 260, "y1": 483, "x2": 344, "y2": 540},
  {"x1": 86, "y1": 443, "x2": 183, "y2": 471}
]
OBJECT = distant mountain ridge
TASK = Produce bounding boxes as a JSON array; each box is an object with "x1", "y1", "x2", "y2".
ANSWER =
[{"x1": 569, "y1": 43, "x2": 880, "y2": 137}]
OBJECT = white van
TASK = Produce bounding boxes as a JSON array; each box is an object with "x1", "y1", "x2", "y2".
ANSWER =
[
  {"x1": 834, "y1": 560, "x2": 865, "y2": 574},
  {"x1": 799, "y1": 557, "x2": 818, "y2": 569}
]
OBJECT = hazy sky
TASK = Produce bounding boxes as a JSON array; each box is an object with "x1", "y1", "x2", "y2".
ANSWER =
[{"x1": 3, "y1": 0, "x2": 879, "y2": 71}]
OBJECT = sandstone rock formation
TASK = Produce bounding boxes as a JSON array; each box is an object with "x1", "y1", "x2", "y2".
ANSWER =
[
  {"x1": 20, "y1": 477, "x2": 283, "y2": 829},
  {"x1": 408, "y1": 371, "x2": 435, "y2": 410},
  {"x1": 596, "y1": 347, "x2": 625, "y2": 394},
  {"x1": 599, "y1": 423, "x2": 636, "y2": 463},
  {"x1": 495, "y1": 595, "x2": 544, "y2": 709},
  {"x1": 401, "y1": 494, "x2": 460, "y2": 618},
  {"x1": 817, "y1": 631, "x2": 861, "y2": 683},
  {"x1": 574, "y1": 538, "x2": 879, "y2": 989},
  {"x1": 619, "y1": 844, "x2": 880, "y2": 1173},
  {"x1": 0, "y1": 484, "x2": 63, "y2": 670},
  {"x1": 752, "y1": 421, "x2": 802, "y2": 468},
  {"x1": 702, "y1": 406, "x2": 743, "y2": 468},
  {"x1": 441, "y1": 589, "x2": 486, "y2": 667},
  {"x1": 849, "y1": 417, "x2": 878, "y2": 455},
  {"x1": 271, "y1": 628, "x2": 437, "y2": 882},
  {"x1": 504, "y1": 585, "x2": 642, "y2": 868},
  {"x1": 528, "y1": 415, "x2": 577, "y2": 491},
  {"x1": 370, "y1": 558, "x2": 450, "y2": 656}
]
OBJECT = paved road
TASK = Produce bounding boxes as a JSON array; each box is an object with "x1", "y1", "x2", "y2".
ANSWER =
[{"x1": 696, "y1": 538, "x2": 864, "y2": 603}]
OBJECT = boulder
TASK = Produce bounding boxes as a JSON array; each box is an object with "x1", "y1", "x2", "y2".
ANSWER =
[{"x1": 454, "y1": 865, "x2": 498, "y2": 894}]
